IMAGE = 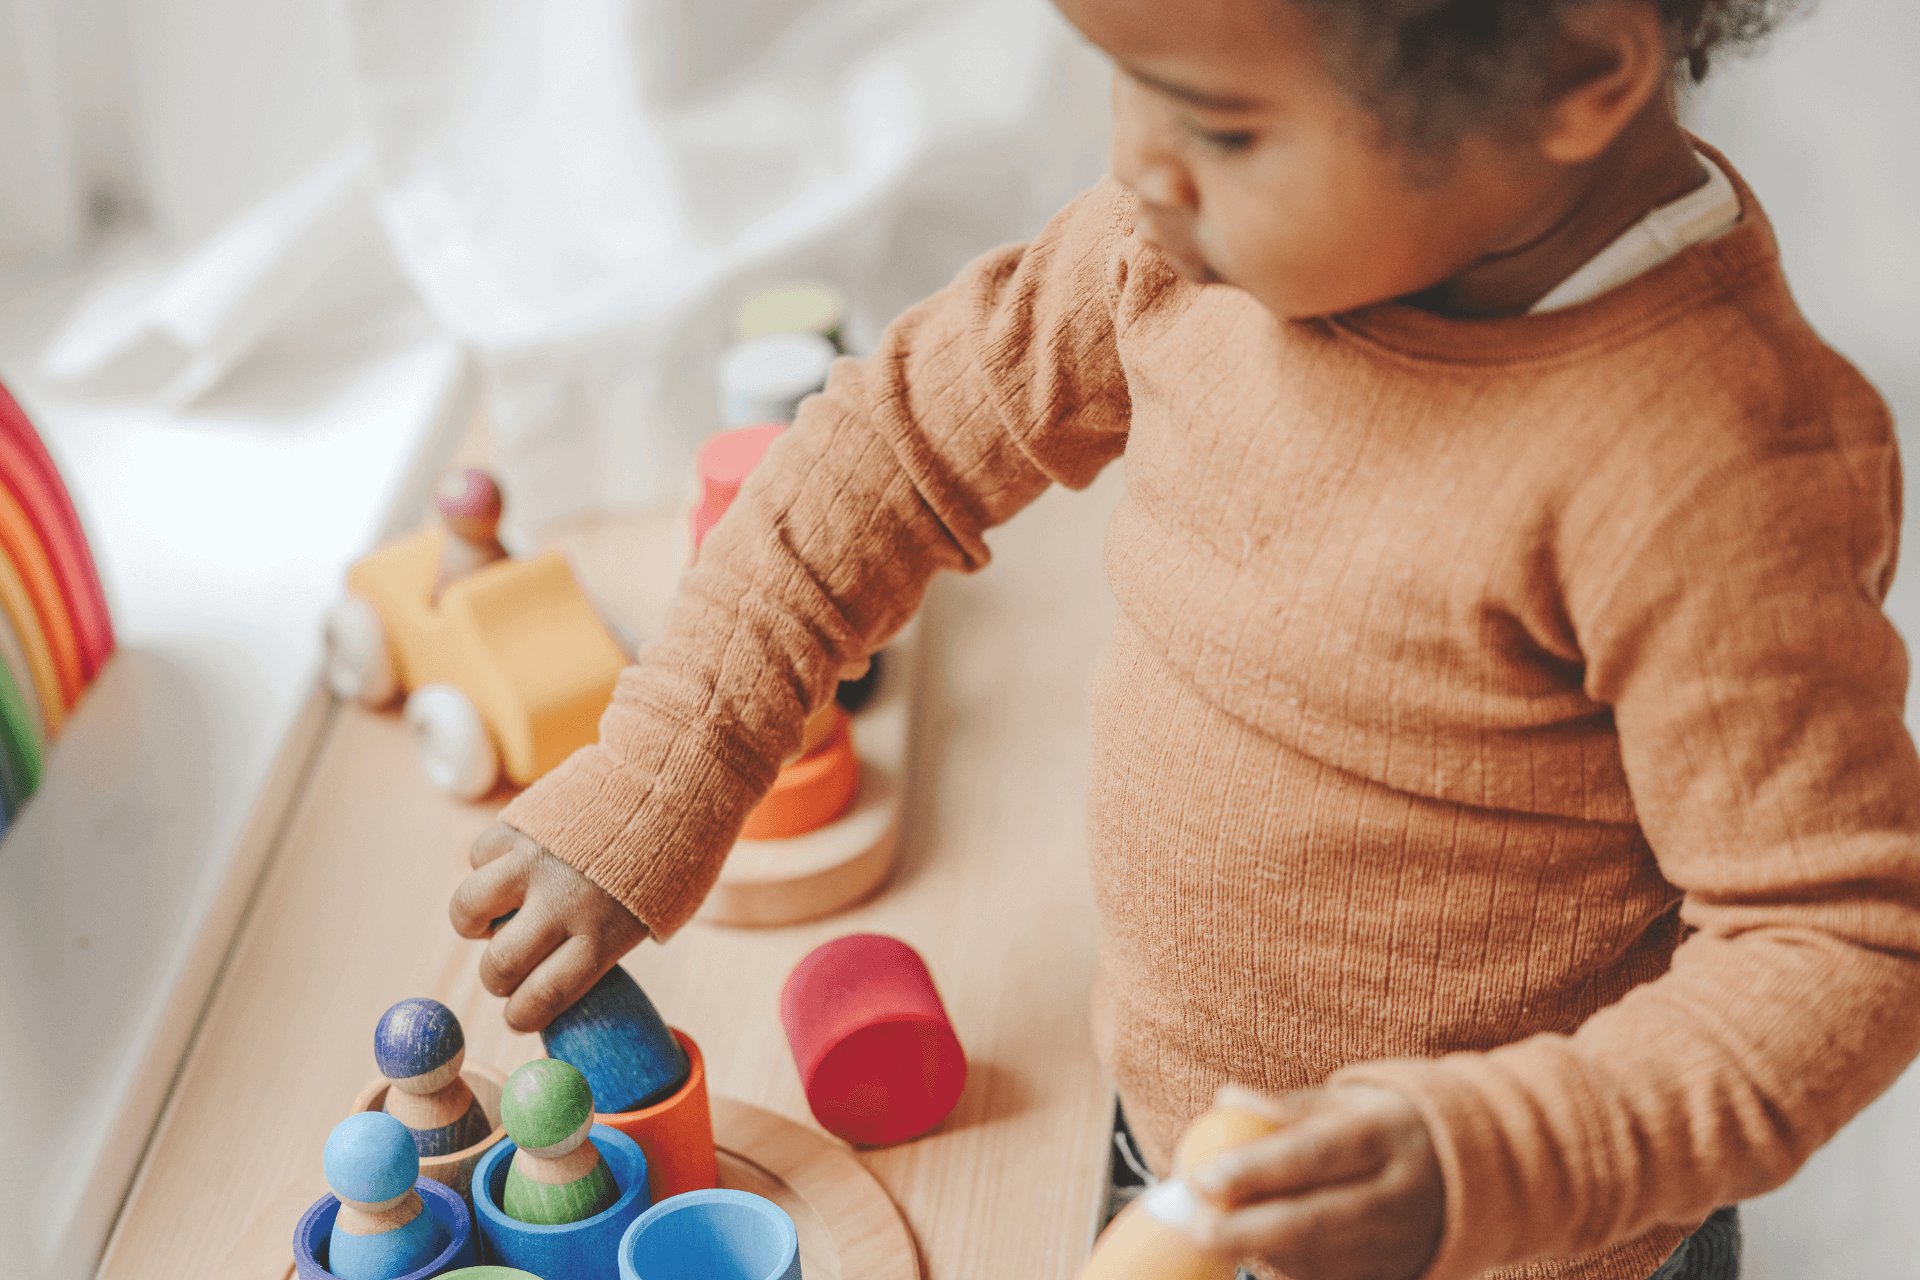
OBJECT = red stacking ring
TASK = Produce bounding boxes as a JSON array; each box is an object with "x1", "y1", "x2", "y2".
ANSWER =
[
  {"x1": 778, "y1": 935, "x2": 968, "y2": 1147},
  {"x1": 691, "y1": 424, "x2": 787, "y2": 553}
]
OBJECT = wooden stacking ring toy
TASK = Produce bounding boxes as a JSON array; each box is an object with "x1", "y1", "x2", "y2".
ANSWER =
[
  {"x1": 293, "y1": 1178, "x2": 476, "y2": 1280},
  {"x1": 472, "y1": 1124, "x2": 650, "y2": 1279},
  {"x1": 779, "y1": 934, "x2": 968, "y2": 1146},
  {"x1": 691, "y1": 424, "x2": 786, "y2": 553},
  {"x1": 617, "y1": 1189, "x2": 802, "y2": 1280},
  {"x1": 591, "y1": 1027, "x2": 720, "y2": 1203},
  {"x1": 739, "y1": 708, "x2": 859, "y2": 840},
  {"x1": 351, "y1": 1064, "x2": 507, "y2": 1203}
]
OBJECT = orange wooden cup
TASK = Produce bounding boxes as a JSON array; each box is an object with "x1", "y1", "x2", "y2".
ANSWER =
[
  {"x1": 740, "y1": 713, "x2": 859, "y2": 840},
  {"x1": 591, "y1": 1028, "x2": 719, "y2": 1204},
  {"x1": 351, "y1": 1063, "x2": 508, "y2": 1202}
]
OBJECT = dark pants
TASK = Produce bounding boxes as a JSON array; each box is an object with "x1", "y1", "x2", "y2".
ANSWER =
[{"x1": 1106, "y1": 1101, "x2": 1741, "y2": 1280}]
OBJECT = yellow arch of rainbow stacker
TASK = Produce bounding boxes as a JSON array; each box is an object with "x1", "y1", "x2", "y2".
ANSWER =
[
  {"x1": 348, "y1": 527, "x2": 629, "y2": 787},
  {"x1": 0, "y1": 545, "x2": 63, "y2": 736}
]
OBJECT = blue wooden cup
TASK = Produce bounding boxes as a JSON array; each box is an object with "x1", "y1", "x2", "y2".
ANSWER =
[
  {"x1": 472, "y1": 1124, "x2": 651, "y2": 1280},
  {"x1": 617, "y1": 1189, "x2": 802, "y2": 1280},
  {"x1": 293, "y1": 1177, "x2": 477, "y2": 1280}
]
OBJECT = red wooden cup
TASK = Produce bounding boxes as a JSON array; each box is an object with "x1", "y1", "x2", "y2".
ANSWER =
[{"x1": 778, "y1": 934, "x2": 967, "y2": 1146}]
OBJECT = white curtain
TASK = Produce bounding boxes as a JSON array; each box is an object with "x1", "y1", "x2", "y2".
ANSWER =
[
  {"x1": 12, "y1": 0, "x2": 1109, "y2": 533},
  {"x1": 336, "y1": 0, "x2": 1109, "y2": 528}
]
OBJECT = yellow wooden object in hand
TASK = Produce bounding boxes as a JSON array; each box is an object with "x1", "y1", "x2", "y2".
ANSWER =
[
  {"x1": 346, "y1": 527, "x2": 628, "y2": 787},
  {"x1": 1078, "y1": 1107, "x2": 1280, "y2": 1280}
]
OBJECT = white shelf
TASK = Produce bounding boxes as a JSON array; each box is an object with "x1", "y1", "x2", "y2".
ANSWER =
[{"x1": 0, "y1": 272, "x2": 472, "y2": 1280}]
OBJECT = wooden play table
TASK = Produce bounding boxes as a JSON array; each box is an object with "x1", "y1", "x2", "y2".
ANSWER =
[{"x1": 94, "y1": 449, "x2": 1128, "y2": 1280}]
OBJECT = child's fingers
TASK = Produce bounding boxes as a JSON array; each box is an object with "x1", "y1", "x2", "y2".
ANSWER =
[
  {"x1": 477, "y1": 905, "x2": 567, "y2": 1002},
  {"x1": 1199, "y1": 1177, "x2": 1438, "y2": 1280},
  {"x1": 470, "y1": 821, "x2": 536, "y2": 870},
  {"x1": 448, "y1": 850, "x2": 530, "y2": 938},
  {"x1": 504, "y1": 934, "x2": 607, "y2": 1034},
  {"x1": 1189, "y1": 1112, "x2": 1392, "y2": 1203}
]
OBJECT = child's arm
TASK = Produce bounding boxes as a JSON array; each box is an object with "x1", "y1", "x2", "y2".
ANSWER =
[
  {"x1": 450, "y1": 181, "x2": 1139, "y2": 1029},
  {"x1": 1308, "y1": 373, "x2": 1920, "y2": 1278}
]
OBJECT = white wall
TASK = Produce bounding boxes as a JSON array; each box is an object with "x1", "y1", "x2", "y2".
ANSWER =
[{"x1": 1689, "y1": 2, "x2": 1920, "y2": 1275}]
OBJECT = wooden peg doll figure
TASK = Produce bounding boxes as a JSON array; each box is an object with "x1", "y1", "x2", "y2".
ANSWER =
[
  {"x1": 376, "y1": 997, "x2": 494, "y2": 1157},
  {"x1": 432, "y1": 468, "x2": 508, "y2": 602},
  {"x1": 499, "y1": 1058, "x2": 620, "y2": 1226},
  {"x1": 324, "y1": 1112, "x2": 446, "y2": 1280}
]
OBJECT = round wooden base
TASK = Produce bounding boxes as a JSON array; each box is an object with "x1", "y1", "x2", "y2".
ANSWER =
[
  {"x1": 216, "y1": 1095, "x2": 918, "y2": 1280},
  {"x1": 711, "y1": 1097, "x2": 918, "y2": 1280},
  {"x1": 697, "y1": 621, "x2": 918, "y2": 928}
]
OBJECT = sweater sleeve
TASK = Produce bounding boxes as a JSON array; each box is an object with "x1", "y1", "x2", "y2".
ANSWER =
[
  {"x1": 499, "y1": 180, "x2": 1137, "y2": 937},
  {"x1": 1336, "y1": 382, "x2": 1920, "y2": 1277}
]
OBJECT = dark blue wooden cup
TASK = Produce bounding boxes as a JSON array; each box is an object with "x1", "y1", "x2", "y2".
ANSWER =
[{"x1": 293, "y1": 1177, "x2": 477, "y2": 1280}]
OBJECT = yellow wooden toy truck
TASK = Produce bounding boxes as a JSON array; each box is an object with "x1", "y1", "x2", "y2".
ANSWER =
[{"x1": 320, "y1": 471, "x2": 628, "y2": 800}]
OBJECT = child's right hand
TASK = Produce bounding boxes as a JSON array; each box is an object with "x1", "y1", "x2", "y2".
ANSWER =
[{"x1": 448, "y1": 822, "x2": 650, "y2": 1034}]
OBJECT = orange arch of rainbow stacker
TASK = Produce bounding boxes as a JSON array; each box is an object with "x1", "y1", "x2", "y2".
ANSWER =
[
  {"x1": 0, "y1": 381, "x2": 115, "y2": 722},
  {"x1": 0, "y1": 419, "x2": 112, "y2": 679},
  {"x1": 0, "y1": 550, "x2": 63, "y2": 736},
  {"x1": 0, "y1": 483, "x2": 83, "y2": 706}
]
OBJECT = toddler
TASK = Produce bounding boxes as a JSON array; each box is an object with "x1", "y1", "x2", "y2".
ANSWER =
[{"x1": 450, "y1": 1, "x2": 1920, "y2": 1277}]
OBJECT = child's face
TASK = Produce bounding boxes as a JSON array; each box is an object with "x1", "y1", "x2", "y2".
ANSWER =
[{"x1": 1055, "y1": 0, "x2": 1557, "y2": 318}]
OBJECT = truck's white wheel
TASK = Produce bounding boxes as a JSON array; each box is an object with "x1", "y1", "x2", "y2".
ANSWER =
[
  {"x1": 322, "y1": 594, "x2": 397, "y2": 705},
  {"x1": 403, "y1": 683, "x2": 499, "y2": 800}
]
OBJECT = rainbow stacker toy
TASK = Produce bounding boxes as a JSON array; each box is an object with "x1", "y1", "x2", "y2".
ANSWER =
[{"x1": 0, "y1": 381, "x2": 116, "y2": 831}]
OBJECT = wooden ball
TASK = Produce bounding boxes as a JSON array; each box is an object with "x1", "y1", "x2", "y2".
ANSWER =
[
  {"x1": 324, "y1": 1112, "x2": 420, "y2": 1207},
  {"x1": 500, "y1": 1059, "x2": 596, "y2": 1154},
  {"x1": 435, "y1": 469, "x2": 503, "y2": 533}
]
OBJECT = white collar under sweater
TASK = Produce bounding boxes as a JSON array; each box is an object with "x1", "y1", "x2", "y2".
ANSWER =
[{"x1": 1530, "y1": 153, "x2": 1741, "y2": 314}]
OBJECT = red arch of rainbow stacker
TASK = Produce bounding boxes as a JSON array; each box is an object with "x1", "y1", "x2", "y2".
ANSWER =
[{"x1": 0, "y1": 380, "x2": 117, "y2": 825}]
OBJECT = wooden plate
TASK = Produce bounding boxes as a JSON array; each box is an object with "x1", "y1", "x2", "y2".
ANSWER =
[
  {"x1": 712, "y1": 1096, "x2": 919, "y2": 1280},
  {"x1": 215, "y1": 1096, "x2": 917, "y2": 1280}
]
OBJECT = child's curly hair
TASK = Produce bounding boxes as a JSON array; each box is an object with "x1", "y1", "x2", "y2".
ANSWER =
[{"x1": 1297, "y1": 0, "x2": 1805, "y2": 147}]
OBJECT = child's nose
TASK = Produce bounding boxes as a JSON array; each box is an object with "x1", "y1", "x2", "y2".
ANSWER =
[{"x1": 1108, "y1": 74, "x2": 1197, "y2": 212}]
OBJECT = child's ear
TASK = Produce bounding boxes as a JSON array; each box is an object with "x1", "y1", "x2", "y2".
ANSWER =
[{"x1": 1536, "y1": 0, "x2": 1673, "y2": 165}]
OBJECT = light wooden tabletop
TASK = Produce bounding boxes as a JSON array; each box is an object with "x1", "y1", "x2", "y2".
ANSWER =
[{"x1": 96, "y1": 461, "x2": 1128, "y2": 1280}]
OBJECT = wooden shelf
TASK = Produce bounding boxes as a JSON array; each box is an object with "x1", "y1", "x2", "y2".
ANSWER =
[{"x1": 96, "y1": 461, "x2": 1128, "y2": 1280}]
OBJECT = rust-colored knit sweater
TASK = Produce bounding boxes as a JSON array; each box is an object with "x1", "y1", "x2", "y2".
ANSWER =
[{"x1": 503, "y1": 153, "x2": 1920, "y2": 1279}]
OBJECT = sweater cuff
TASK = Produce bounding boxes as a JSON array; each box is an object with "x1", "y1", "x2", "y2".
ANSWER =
[
  {"x1": 1330, "y1": 1057, "x2": 1684, "y2": 1280},
  {"x1": 500, "y1": 717, "x2": 772, "y2": 939},
  {"x1": 1331, "y1": 1057, "x2": 1523, "y2": 1280}
]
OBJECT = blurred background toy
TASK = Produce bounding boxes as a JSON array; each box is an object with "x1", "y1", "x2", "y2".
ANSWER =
[
  {"x1": 321, "y1": 467, "x2": 628, "y2": 800},
  {"x1": 0, "y1": 382, "x2": 115, "y2": 834}
]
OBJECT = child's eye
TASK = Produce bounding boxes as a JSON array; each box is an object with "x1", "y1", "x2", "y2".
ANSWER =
[{"x1": 1184, "y1": 123, "x2": 1256, "y2": 156}]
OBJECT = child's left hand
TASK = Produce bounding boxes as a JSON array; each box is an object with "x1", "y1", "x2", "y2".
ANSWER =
[{"x1": 1183, "y1": 1082, "x2": 1443, "y2": 1280}]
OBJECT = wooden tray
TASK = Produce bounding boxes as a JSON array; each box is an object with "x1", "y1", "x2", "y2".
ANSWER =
[{"x1": 215, "y1": 1096, "x2": 918, "y2": 1280}]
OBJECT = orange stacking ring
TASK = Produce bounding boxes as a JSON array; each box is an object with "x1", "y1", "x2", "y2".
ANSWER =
[{"x1": 740, "y1": 710, "x2": 858, "y2": 840}]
